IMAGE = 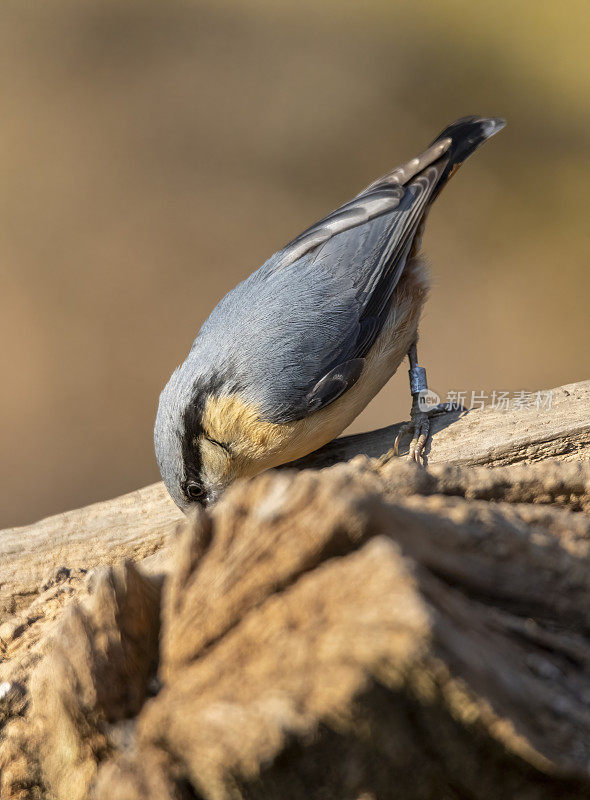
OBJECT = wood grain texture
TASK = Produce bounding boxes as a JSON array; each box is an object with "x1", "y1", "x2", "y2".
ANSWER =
[
  {"x1": 1, "y1": 380, "x2": 588, "y2": 617},
  {"x1": 290, "y1": 380, "x2": 590, "y2": 469},
  {"x1": 3, "y1": 456, "x2": 590, "y2": 799},
  {"x1": 0, "y1": 483, "x2": 182, "y2": 620}
]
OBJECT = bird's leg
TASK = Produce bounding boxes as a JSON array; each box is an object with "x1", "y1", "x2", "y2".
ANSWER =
[
  {"x1": 382, "y1": 342, "x2": 457, "y2": 466},
  {"x1": 391, "y1": 342, "x2": 430, "y2": 463}
]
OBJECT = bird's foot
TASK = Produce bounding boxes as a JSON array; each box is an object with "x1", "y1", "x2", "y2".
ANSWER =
[
  {"x1": 395, "y1": 409, "x2": 430, "y2": 464},
  {"x1": 378, "y1": 402, "x2": 464, "y2": 467}
]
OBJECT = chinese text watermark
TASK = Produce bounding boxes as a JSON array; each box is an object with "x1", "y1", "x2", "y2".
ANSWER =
[{"x1": 418, "y1": 389, "x2": 554, "y2": 413}]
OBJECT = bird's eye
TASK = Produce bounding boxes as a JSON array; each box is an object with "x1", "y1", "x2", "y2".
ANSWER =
[{"x1": 185, "y1": 481, "x2": 205, "y2": 501}]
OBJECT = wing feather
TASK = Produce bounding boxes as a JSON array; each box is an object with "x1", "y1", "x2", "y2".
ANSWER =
[
  {"x1": 271, "y1": 160, "x2": 446, "y2": 421},
  {"x1": 274, "y1": 137, "x2": 451, "y2": 270}
]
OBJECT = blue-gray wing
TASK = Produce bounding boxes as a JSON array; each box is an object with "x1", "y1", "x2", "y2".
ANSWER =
[
  {"x1": 193, "y1": 119, "x2": 507, "y2": 425},
  {"x1": 274, "y1": 137, "x2": 450, "y2": 271},
  {"x1": 194, "y1": 142, "x2": 450, "y2": 424},
  {"x1": 267, "y1": 156, "x2": 448, "y2": 421}
]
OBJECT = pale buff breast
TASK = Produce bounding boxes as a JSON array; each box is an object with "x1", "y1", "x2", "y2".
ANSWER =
[{"x1": 200, "y1": 256, "x2": 429, "y2": 485}]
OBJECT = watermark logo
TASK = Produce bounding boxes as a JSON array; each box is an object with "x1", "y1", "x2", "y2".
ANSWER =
[
  {"x1": 418, "y1": 389, "x2": 554, "y2": 413},
  {"x1": 417, "y1": 389, "x2": 441, "y2": 411}
]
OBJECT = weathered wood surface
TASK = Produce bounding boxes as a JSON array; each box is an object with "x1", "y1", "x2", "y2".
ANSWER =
[
  {"x1": 1, "y1": 381, "x2": 588, "y2": 616},
  {"x1": 0, "y1": 380, "x2": 590, "y2": 799},
  {"x1": 291, "y1": 379, "x2": 590, "y2": 469},
  {"x1": 2, "y1": 456, "x2": 590, "y2": 799},
  {"x1": 0, "y1": 482, "x2": 181, "y2": 619}
]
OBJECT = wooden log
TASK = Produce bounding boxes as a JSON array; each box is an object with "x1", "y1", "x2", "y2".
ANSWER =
[
  {"x1": 2, "y1": 456, "x2": 590, "y2": 799},
  {"x1": 290, "y1": 380, "x2": 590, "y2": 469},
  {"x1": 1, "y1": 380, "x2": 588, "y2": 619},
  {"x1": 1, "y1": 380, "x2": 590, "y2": 799}
]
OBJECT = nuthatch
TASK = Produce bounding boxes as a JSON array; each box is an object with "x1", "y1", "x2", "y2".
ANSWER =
[{"x1": 155, "y1": 116, "x2": 505, "y2": 509}]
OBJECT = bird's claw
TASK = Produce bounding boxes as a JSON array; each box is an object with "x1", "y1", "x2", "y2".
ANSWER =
[
  {"x1": 383, "y1": 401, "x2": 466, "y2": 468},
  {"x1": 393, "y1": 411, "x2": 430, "y2": 464}
]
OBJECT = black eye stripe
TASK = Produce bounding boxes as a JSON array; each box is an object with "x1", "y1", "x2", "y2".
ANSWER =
[
  {"x1": 181, "y1": 399, "x2": 205, "y2": 494},
  {"x1": 180, "y1": 380, "x2": 228, "y2": 502}
]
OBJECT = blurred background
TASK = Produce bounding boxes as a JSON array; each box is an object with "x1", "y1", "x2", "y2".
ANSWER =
[{"x1": 1, "y1": 0, "x2": 589, "y2": 527}]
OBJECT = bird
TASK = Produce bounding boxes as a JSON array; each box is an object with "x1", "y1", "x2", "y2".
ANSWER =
[{"x1": 154, "y1": 115, "x2": 505, "y2": 510}]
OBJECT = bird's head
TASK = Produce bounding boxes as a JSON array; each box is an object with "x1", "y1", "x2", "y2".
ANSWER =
[
  {"x1": 154, "y1": 362, "x2": 288, "y2": 511},
  {"x1": 154, "y1": 367, "x2": 230, "y2": 510}
]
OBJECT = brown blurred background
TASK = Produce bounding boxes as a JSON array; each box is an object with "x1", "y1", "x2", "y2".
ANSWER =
[{"x1": 1, "y1": 0, "x2": 589, "y2": 527}]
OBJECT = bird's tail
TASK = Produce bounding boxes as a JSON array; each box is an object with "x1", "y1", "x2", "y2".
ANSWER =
[{"x1": 429, "y1": 115, "x2": 505, "y2": 198}]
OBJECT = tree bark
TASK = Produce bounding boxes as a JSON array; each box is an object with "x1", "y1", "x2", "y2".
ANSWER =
[
  {"x1": 0, "y1": 380, "x2": 589, "y2": 800},
  {"x1": 290, "y1": 379, "x2": 590, "y2": 469},
  {"x1": 1, "y1": 380, "x2": 587, "y2": 615}
]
